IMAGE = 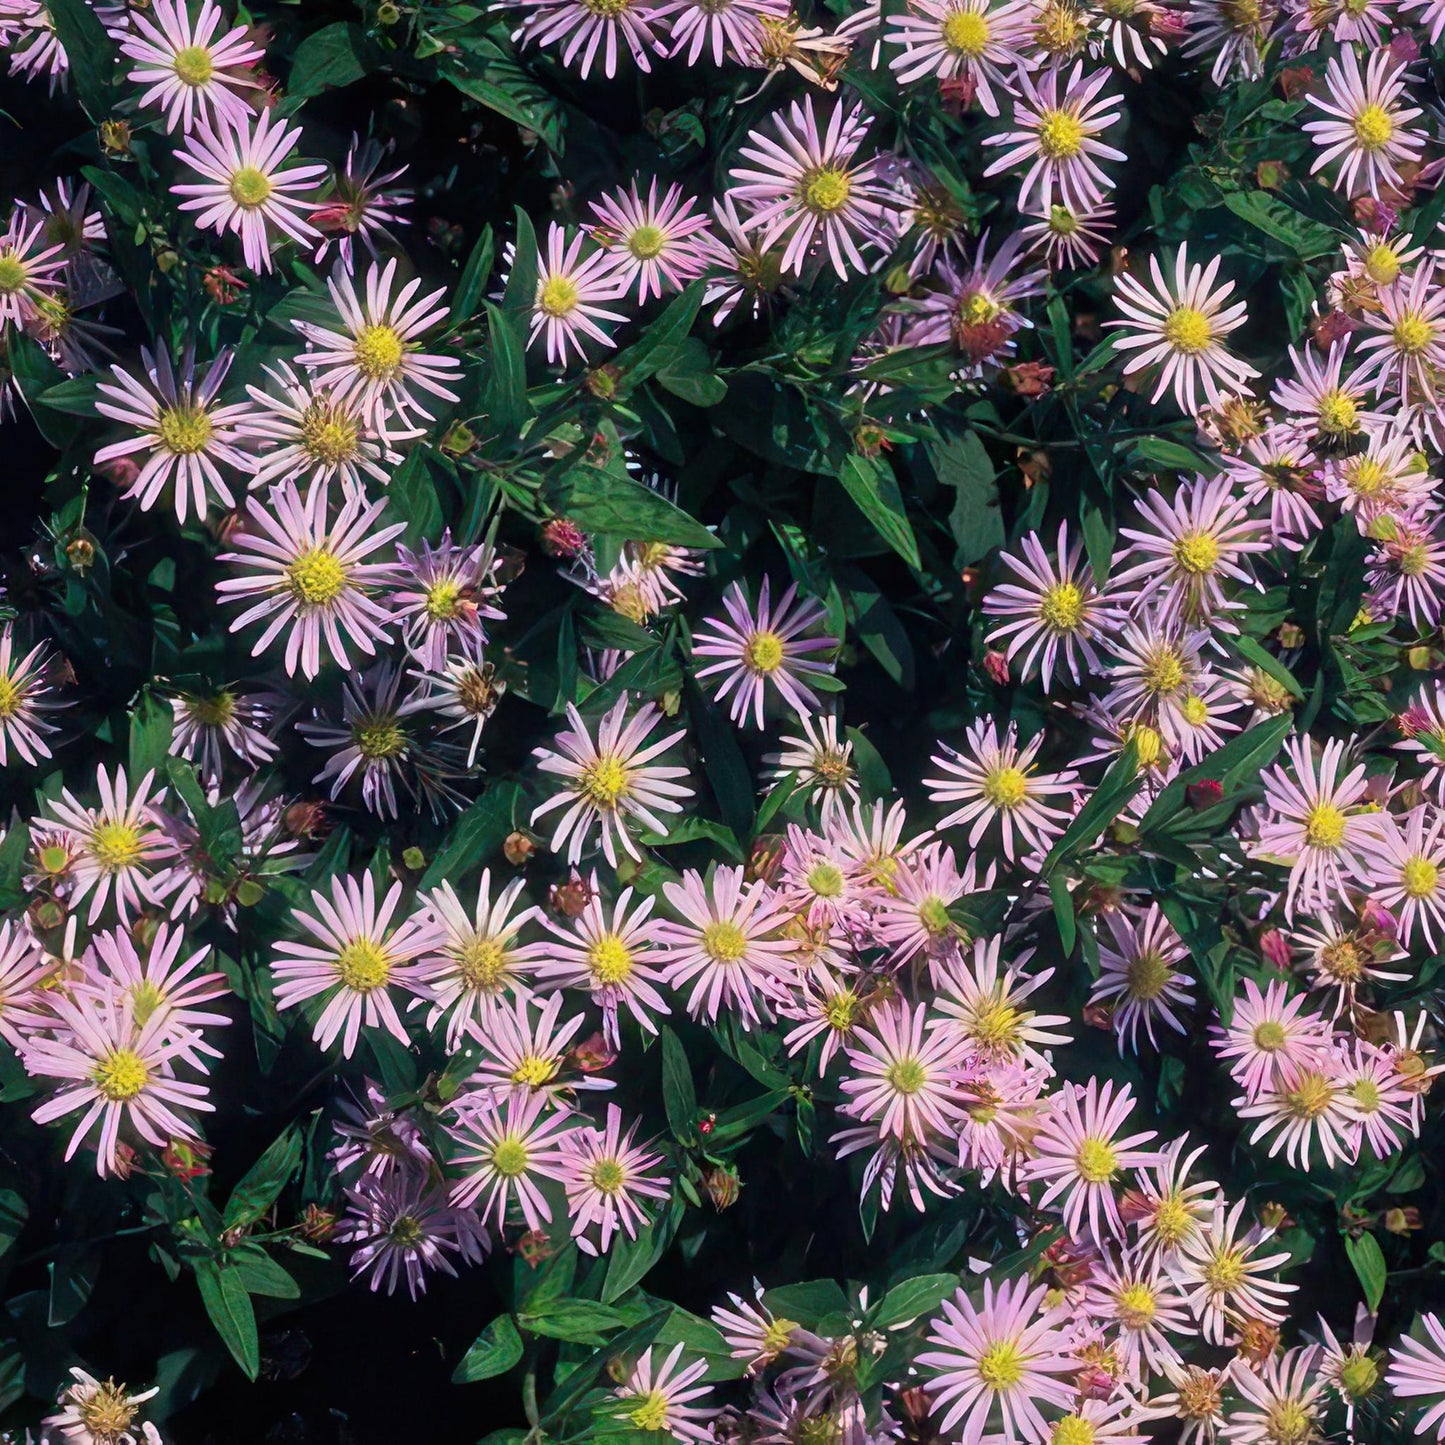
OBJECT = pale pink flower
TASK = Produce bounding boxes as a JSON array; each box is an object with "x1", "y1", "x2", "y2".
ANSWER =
[
  {"x1": 1213, "y1": 976, "x2": 1331, "y2": 1098},
  {"x1": 885, "y1": 0, "x2": 1033, "y2": 114},
  {"x1": 528, "y1": 222, "x2": 629, "y2": 366},
  {"x1": 1304, "y1": 47, "x2": 1425, "y2": 200},
  {"x1": 765, "y1": 714, "x2": 860, "y2": 828},
  {"x1": 1359, "y1": 804, "x2": 1445, "y2": 949},
  {"x1": 390, "y1": 532, "x2": 504, "y2": 671},
  {"x1": 173, "y1": 110, "x2": 326, "y2": 273},
  {"x1": 1270, "y1": 338, "x2": 1385, "y2": 447},
  {"x1": 558, "y1": 1101, "x2": 670, "y2": 1255},
  {"x1": 0, "y1": 920, "x2": 50, "y2": 1049},
  {"x1": 446, "y1": 1087, "x2": 575, "y2": 1230},
  {"x1": 1352, "y1": 259, "x2": 1445, "y2": 403},
  {"x1": 1222, "y1": 1347, "x2": 1326, "y2": 1445},
  {"x1": 0, "y1": 624, "x2": 58, "y2": 766},
  {"x1": 1019, "y1": 197, "x2": 1117, "y2": 270},
  {"x1": 1386, "y1": 1312, "x2": 1445, "y2": 1440},
  {"x1": 655, "y1": 0, "x2": 788, "y2": 63},
  {"x1": 1090, "y1": 903, "x2": 1195, "y2": 1052},
  {"x1": 934, "y1": 936, "x2": 1073, "y2": 1066},
  {"x1": 462, "y1": 991, "x2": 603, "y2": 1099},
  {"x1": 0, "y1": 210, "x2": 66, "y2": 328},
  {"x1": 512, "y1": 0, "x2": 667, "y2": 79},
  {"x1": 169, "y1": 687, "x2": 278, "y2": 782},
  {"x1": 612, "y1": 1343, "x2": 715, "y2": 1442},
  {"x1": 871, "y1": 840, "x2": 982, "y2": 973},
  {"x1": 588, "y1": 179, "x2": 715, "y2": 304},
  {"x1": 1173, "y1": 1196, "x2": 1296, "y2": 1343},
  {"x1": 1120, "y1": 1135, "x2": 1219, "y2": 1260},
  {"x1": 1236, "y1": 1057, "x2": 1360, "y2": 1169}
]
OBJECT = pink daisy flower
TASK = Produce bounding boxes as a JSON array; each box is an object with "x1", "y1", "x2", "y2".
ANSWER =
[
  {"x1": 216, "y1": 477, "x2": 403, "y2": 680},
  {"x1": 0, "y1": 920, "x2": 50, "y2": 1049},
  {"x1": 1236, "y1": 1055, "x2": 1360, "y2": 1169},
  {"x1": 173, "y1": 109, "x2": 326, "y2": 273},
  {"x1": 390, "y1": 531, "x2": 504, "y2": 672},
  {"x1": 0, "y1": 210, "x2": 66, "y2": 328},
  {"x1": 612, "y1": 1343, "x2": 715, "y2": 1442},
  {"x1": 119, "y1": 0, "x2": 263, "y2": 135},
  {"x1": 0, "y1": 624, "x2": 58, "y2": 767},
  {"x1": 528, "y1": 222, "x2": 629, "y2": 366},
  {"x1": 1303, "y1": 46, "x2": 1425, "y2": 200},
  {"x1": 272, "y1": 872, "x2": 440, "y2": 1059},
  {"x1": 885, "y1": 0, "x2": 1034, "y2": 115},
  {"x1": 462, "y1": 991, "x2": 602, "y2": 1099},
  {"x1": 690, "y1": 577, "x2": 837, "y2": 729},
  {"x1": 1359, "y1": 804, "x2": 1445, "y2": 950},
  {"x1": 1173, "y1": 1196, "x2": 1296, "y2": 1343},
  {"x1": 558, "y1": 1101, "x2": 670, "y2": 1255},
  {"x1": 446, "y1": 1087, "x2": 576, "y2": 1230},
  {"x1": 1386, "y1": 1313, "x2": 1445, "y2": 1440},
  {"x1": 1213, "y1": 976, "x2": 1331, "y2": 1099},
  {"x1": 512, "y1": 0, "x2": 667, "y2": 79},
  {"x1": 1352, "y1": 259, "x2": 1445, "y2": 403},
  {"x1": 1089, "y1": 903, "x2": 1196, "y2": 1053},
  {"x1": 587, "y1": 179, "x2": 715, "y2": 304},
  {"x1": 934, "y1": 936, "x2": 1073, "y2": 1066},
  {"x1": 654, "y1": 0, "x2": 788, "y2": 63}
]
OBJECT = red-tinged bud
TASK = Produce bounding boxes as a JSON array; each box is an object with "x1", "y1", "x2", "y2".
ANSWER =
[
  {"x1": 983, "y1": 649, "x2": 1011, "y2": 685},
  {"x1": 1077, "y1": 1367, "x2": 1116, "y2": 1401},
  {"x1": 698, "y1": 1112, "x2": 716, "y2": 1136},
  {"x1": 1259, "y1": 928, "x2": 1292, "y2": 970},
  {"x1": 540, "y1": 517, "x2": 588, "y2": 559},
  {"x1": 1236, "y1": 1318, "x2": 1281, "y2": 1364},
  {"x1": 515, "y1": 1228, "x2": 556, "y2": 1265},
  {"x1": 702, "y1": 1164, "x2": 740, "y2": 1210},
  {"x1": 162, "y1": 1138, "x2": 213, "y2": 1181},
  {"x1": 569, "y1": 1031, "x2": 618, "y2": 1074},
  {"x1": 1003, "y1": 361, "x2": 1055, "y2": 397},
  {"x1": 203, "y1": 265, "x2": 248, "y2": 305},
  {"x1": 1312, "y1": 310, "x2": 1356, "y2": 349},
  {"x1": 549, "y1": 873, "x2": 593, "y2": 919},
  {"x1": 1187, "y1": 779, "x2": 1224, "y2": 809},
  {"x1": 1277, "y1": 65, "x2": 1315, "y2": 99},
  {"x1": 1360, "y1": 899, "x2": 1400, "y2": 939},
  {"x1": 301, "y1": 1204, "x2": 336, "y2": 1241}
]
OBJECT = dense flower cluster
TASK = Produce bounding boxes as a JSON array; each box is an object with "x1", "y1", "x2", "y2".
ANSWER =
[{"x1": 3, "y1": 0, "x2": 1445, "y2": 1443}]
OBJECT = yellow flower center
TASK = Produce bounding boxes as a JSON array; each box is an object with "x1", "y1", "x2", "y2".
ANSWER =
[
  {"x1": 1115, "y1": 1282, "x2": 1157, "y2": 1329},
  {"x1": 1403, "y1": 856, "x2": 1439, "y2": 898},
  {"x1": 806, "y1": 861, "x2": 845, "y2": 898},
  {"x1": 172, "y1": 43, "x2": 214, "y2": 86},
  {"x1": 1129, "y1": 723, "x2": 1164, "y2": 767},
  {"x1": 918, "y1": 895, "x2": 954, "y2": 937},
  {"x1": 1351, "y1": 1077, "x2": 1382, "y2": 1113},
  {"x1": 1202, "y1": 1247, "x2": 1247, "y2": 1294},
  {"x1": 977, "y1": 1340, "x2": 1026, "y2": 1390},
  {"x1": 1283, "y1": 1070, "x2": 1335, "y2": 1119},
  {"x1": 762, "y1": 1317, "x2": 798, "y2": 1354},
  {"x1": 981, "y1": 765, "x2": 1028, "y2": 809},
  {"x1": 1180, "y1": 695, "x2": 1209, "y2": 727},
  {"x1": 801, "y1": 167, "x2": 852, "y2": 215},
  {"x1": 588, "y1": 933, "x2": 634, "y2": 986},
  {"x1": 627, "y1": 224, "x2": 667, "y2": 260},
  {"x1": 1125, "y1": 949, "x2": 1173, "y2": 1001},
  {"x1": 490, "y1": 1135, "x2": 530, "y2": 1177},
  {"x1": 970, "y1": 999, "x2": 1021, "y2": 1051},
  {"x1": 388, "y1": 1214, "x2": 424, "y2": 1245},
  {"x1": 1253, "y1": 1019, "x2": 1288, "y2": 1051},
  {"x1": 0, "y1": 674, "x2": 23, "y2": 720},
  {"x1": 1317, "y1": 388, "x2": 1359, "y2": 436},
  {"x1": 1154, "y1": 1194, "x2": 1193, "y2": 1247},
  {"x1": 1141, "y1": 645, "x2": 1186, "y2": 695},
  {"x1": 425, "y1": 579, "x2": 464, "y2": 621},
  {"x1": 1076, "y1": 1136, "x2": 1119, "y2": 1184},
  {"x1": 1037, "y1": 109, "x2": 1086, "y2": 159},
  {"x1": 942, "y1": 8, "x2": 991, "y2": 53},
  {"x1": 1320, "y1": 937, "x2": 1364, "y2": 981},
  {"x1": 1392, "y1": 312, "x2": 1434, "y2": 355},
  {"x1": 1304, "y1": 802, "x2": 1347, "y2": 849},
  {"x1": 1363, "y1": 242, "x2": 1400, "y2": 285},
  {"x1": 300, "y1": 398, "x2": 360, "y2": 465},
  {"x1": 1399, "y1": 542, "x2": 1432, "y2": 578},
  {"x1": 579, "y1": 755, "x2": 630, "y2": 808},
  {"x1": 1172, "y1": 531, "x2": 1220, "y2": 575},
  {"x1": 1039, "y1": 580, "x2": 1085, "y2": 632},
  {"x1": 823, "y1": 990, "x2": 860, "y2": 1031},
  {"x1": 744, "y1": 630, "x2": 786, "y2": 673},
  {"x1": 156, "y1": 404, "x2": 214, "y2": 456},
  {"x1": 590, "y1": 1157, "x2": 626, "y2": 1193},
  {"x1": 1340, "y1": 1355, "x2": 1379, "y2": 1399},
  {"x1": 538, "y1": 275, "x2": 580, "y2": 318},
  {"x1": 335, "y1": 938, "x2": 391, "y2": 992},
  {"x1": 188, "y1": 690, "x2": 236, "y2": 727},
  {"x1": 354, "y1": 719, "x2": 406, "y2": 759},
  {"x1": 628, "y1": 1390, "x2": 671, "y2": 1432},
  {"x1": 511, "y1": 1053, "x2": 560, "y2": 1088},
  {"x1": 701, "y1": 920, "x2": 749, "y2": 963},
  {"x1": 228, "y1": 165, "x2": 273, "y2": 210},
  {"x1": 77, "y1": 1382, "x2": 141, "y2": 1438},
  {"x1": 457, "y1": 937, "x2": 509, "y2": 990},
  {"x1": 354, "y1": 323, "x2": 406, "y2": 380},
  {"x1": 0, "y1": 253, "x2": 28, "y2": 295},
  {"x1": 287, "y1": 548, "x2": 348, "y2": 606},
  {"x1": 959, "y1": 289, "x2": 1002, "y2": 326},
  {"x1": 583, "y1": 0, "x2": 632, "y2": 12},
  {"x1": 1348, "y1": 457, "x2": 1389, "y2": 497},
  {"x1": 1353, "y1": 103, "x2": 1394, "y2": 150},
  {"x1": 91, "y1": 1048, "x2": 149, "y2": 1101},
  {"x1": 1162, "y1": 305, "x2": 1213, "y2": 355},
  {"x1": 1048, "y1": 204, "x2": 1081, "y2": 236},
  {"x1": 884, "y1": 1056, "x2": 928, "y2": 1095},
  {"x1": 1053, "y1": 1416, "x2": 1096, "y2": 1445},
  {"x1": 1265, "y1": 1400, "x2": 1314, "y2": 1445},
  {"x1": 92, "y1": 821, "x2": 145, "y2": 873}
]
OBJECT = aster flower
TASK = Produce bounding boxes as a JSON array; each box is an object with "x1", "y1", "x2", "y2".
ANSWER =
[
  {"x1": 1084, "y1": 1250, "x2": 1191, "y2": 1381},
  {"x1": 982, "y1": 520, "x2": 1114, "y2": 688},
  {"x1": 237, "y1": 362, "x2": 393, "y2": 494},
  {"x1": 558, "y1": 1101, "x2": 670, "y2": 1255},
  {"x1": 657, "y1": 865, "x2": 796, "y2": 1027},
  {"x1": 729, "y1": 98, "x2": 897, "y2": 280},
  {"x1": 1303, "y1": 47, "x2": 1425, "y2": 201},
  {"x1": 528, "y1": 881, "x2": 670, "y2": 1048},
  {"x1": 530, "y1": 697, "x2": 693, "y2": 866},
  {"x1": 1221, "y1": 1346, "x2": 1326, "y2": 1445},
  {"x1": 414, "y1": 873, "x2": 537, "y2": 1050},
  {"x1": 691, "y1": 577, "x2": 837, "y2": 729},
  {"x1": 1110, "y1": 247, "x2": 1259, "y2": 414},
  {"x1": 390, "y1": 532, "x2": 504, "y2": 671},
  {"x1": 173, "y1": 110, "x2": 326, "y2": 273},
  {"x1": 871, "y1": 840, "x2": 983, "y2": 974},
  {"x1": 1023, "y1": 1078, "x2": 1160, "y2": 1244},
  {"x1": 310, "y1": 133, "x2": 411, "y2": 272},
  {"x1": 1182, "y1": 0, "x2": 1277, "y2": 84},
  {"x1": 1223, "y1": 425, "x2": 1323, "y2": 553},
  {"x1": 1018, "y1": 197, "x2": 1117, "y2": 270},
  {"x1": 655, "y1": 0, "x2": 788, "y2": 63},
  {"x1": 463, "y1": 991, "x2": 602, "y2": 1098},
  {"x1": 216, "y1": 477, "x2": 403, "y2": 680},
  {"x1": 1291, "y1": 913, "x2": 1409, "y2": 1016},
  {"x1": 419, "y1": 656, "x2": 506, "y2": 769},
  {"x1": 272, "y1": 872, "x2": 439, "y2": 1059},
  {"x1": 293, "y1": 258, "x2": 462, "y2": 435},
  {"x1": 983, "y1": 62, "x2": 1125, "y2": 213},
  {"x1": 1335, "y1": 1039, "x2": 1417, "y2": 1158},
  {"x1": 1358, "y1": 805, "x2": 1445, "y2": 950},
  {"x1": 1236, "y1": 1055, "x2": 1360, "y2": 1169},
  {"x1": 1113, "y1": 474, "x2": 1269, "y2": 627},
  {"x1": 1120, "y1": 1136, "x2": 1220, "y2": 1260},
  {"x1": 94, "y1": 346, "x2": 251, "y2": 523},
  {"x1": 512, "y1": 0, "x2": 666, "y2": 79},
  {"x1": 765, "y1": 713, "x2": 859, "y2": 827},
  {"x1": 1368, "y1": 514, "x2": 1445, "y2": 631},
  {"x1": 169, "y1": 687, "x2": 279, "y2": 781},
  {"x1": 0, "y1": 920, "x2": 49, "y2": 1048},
  {"x1": 1387, "y1": 1312, "x2": 1445, "y2": 1440},
  {"x1": 119, "y1": 0, "x2": 262, "y2": 135},
  {"x1": 44, "y1": 766, "x2": 176, "y2": 926},
  {"x1": 46, "y1": 1368, "x2": 160, "y2": 1445},
  {"x1": 1352, "y1": 259, "x2": 1445, "y2": 403},
  {"x1": 1215, "y1": 977, "x2": 1331, "y2": 1106},
  {"x1": 329, "y1": 1077, "x2": 434, "y2": 1180},
  {"x1": 1252, "y1": 735, "x2": 1382, "y2": 917},
  {"x1": 587, "y1": 179, "x2": 715, "y2": 304},
  {"x1": 780, "y1": 959, "x2": 873, "y2": 1070},
  {"x1": 933, "y1": 936, "x2": 1073, "y2": 1066},
  {"x1": 611, "y1": 1343, "x2": 715, "y2": 1443},
  {"x1": 0, "y1": 210, "x2": 66, "y2": 328},
  {"x1": 1089, "y1": 903, "x2": 1195, "y2": 1052},
  {"x1": 1327, "y1": 423, "x2": 1434, "y2": 526},
  {"x1": 917, "y1": 1276, "x2": 1079, "y2": 1445},
  {"x1": 528, "y1": 222, "x2": 629, "y2": 366},
  {"x1": 1271, "y1": 339, "x2": 1384, "y2": 448},
  {"x1": 24, "y1": 989, "x2": 213, "y2": 1176},
  {"x1": 1157, "y1": 670, "x2": 1247, "y2": 765},
  {"x1": 0, "y1": 624, "x2": 57, "y2": 766},
  {"x1": 1173, "y1": 1196, "x2": 1296, "y2": 1344},
  {"x1": 704, "y1": 194, "x2": 789, "y2": 325},
  {"x1": 1101, "y1": 617, "x2": 1209, "y2": 724},
  {"x1": 335, "y1": 1171, "x2": 488, "y2": 1300},
  {"x1": 446, "y1": 1087, "x2": 575, "y2": 1230},
  {"x1": 886, "y1": 0, "x2": 1032, "y2": 113},
  {"x1": 926, "y1": 717, "x2": 1080, "y2": 863}
]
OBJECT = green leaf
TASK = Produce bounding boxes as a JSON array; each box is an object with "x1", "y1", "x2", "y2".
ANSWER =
[
  {"x1": 708, "y1": 1088, "x2": 791, "y2": 1143},
  {"x1": 419, "y1": 781, "x2": 522, "y2": 889},
  {"x1": 1129, "y1": 435, "x2": 1213, "y2": 473},
  {"x1": 930, "y1": 431, "x2": 1003, "y2": 566},
  {"x1": 761, "y1": 1280, "x2": 851, "y2": 1330},
  {"x1": 0, "y1": 1190, "x2": 26, "y2": 1257},
  {"x1": 1049, "y1": 873, "x2": 1077, "y2": 956},
  {"x1": 1231, "y1": 634, "x2": 1304, "y2": 700},
  {"x1": 129, "y1": 688, "x2": 175, "y2": 783},
  {"x1": 230, "y1": 1245, "x2": 299, "y2": 1300},
  {"x1": 196, "y1": 1261, "x2": 260, "y2": 1379},
  {"x1": 451, "y1": 225, "x2": 496, "y2": 325},
  {"x1": 835, "y1": 455, "x2": 921, "y2": 569},
  {"x1": 686, "y1": 679, "x2": 753, "y2": 840},
  {"x1": 454, "y1": 1315, "x2": 526, "y2": 1382},
  {"x1": 1221, "y1": 190, "x2": 1340, "y2": 259},
  {"x1": 616, "y1": 282, "x2": 705, "y2": 389},
  {"x1": 286, "y1": 22, "x2": 371, "y2": 100},
  {"x1": 445, "y1": 60, "x2": 566, "y2": 153},
  {"x1": 483, "y1": 300, "x2": 529, "y2": 443},
  {"x1": 48, "y1": 1244, "x2": 101, "y2": 1326},
  {"x1": 388, "y1": 448, "x2": 445, "y2": 543},
  {"x1": 47, "y1": 0, "x2": 116, "y2": 119},
  {"x1": 35, "y1": 375, "x2": 102, "y2": 417},
  {"x1": 1036, "y1": 742, "x2": 1141, "y2": 878},
  {"x1": 871, "y1": 1273, "x2": 959, "y2": 1330},
  {"x1": 539, "y1": 1309, "x2": 672, "y2": 1426},
  {"x1": 223, "y1": 1125, "x2": 303, "y2": 1229},
  {"x1": 520, "y1": 1299, "x2": 634, "y2": 1346},
  {"x1": 562, "y1": 466, "x2": 719, "y2": 550},
  {"x1": 660, "y1": 1026, "x2": 698, "y2": 1144},
  {"x1": 601, "y1": 1198, "x2": 684, "y2": 1305},
  {"x1": 1344, "y1": 1232, "x2": 1387, "y2": 1313}
]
